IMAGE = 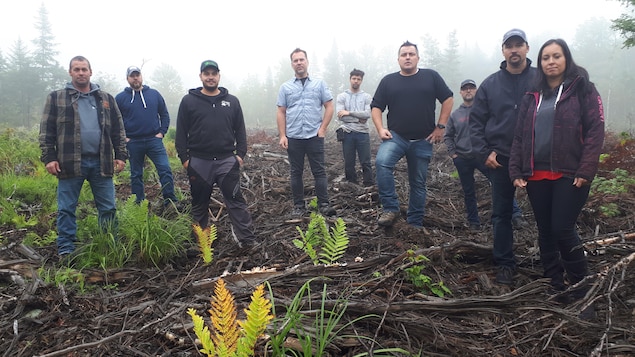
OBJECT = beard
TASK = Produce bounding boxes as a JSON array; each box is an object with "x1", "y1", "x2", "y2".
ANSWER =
[{"x1": 203, "y1": 83, "x2": 218, "y2": 92}]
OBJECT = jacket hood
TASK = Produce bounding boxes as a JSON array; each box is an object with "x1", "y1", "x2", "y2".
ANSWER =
[
  {"x1": 188, "y1": 86, "x2": 229, "y2": 100},
  {"x1": 65, "y1": 82, "x2": 100, "y2": 94}
]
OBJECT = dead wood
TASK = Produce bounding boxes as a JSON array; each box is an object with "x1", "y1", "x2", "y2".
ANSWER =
[{"x1": 1, "y1": 131, "x2": 634, "y2": 356}]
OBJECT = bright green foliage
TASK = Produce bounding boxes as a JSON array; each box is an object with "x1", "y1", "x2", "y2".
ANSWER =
[
  {"x1": 591, "y1": 168, "x2": 635, "y2": 217},
  {"x1": 117, "y1": 197, "x2": 191, "y2": 267},
  {"x1": 319, "y1": 218, "x2": 349, "y2": 265},
  {"x1": 294, "y1": 212, "x2": 350, "y2": 265},
  {"x1": 592, "y1": 168, "x2": 635, "y2": 195},
  {"x1": 0, "y1": 172, "x2": 57, "y2": 228},
  {"x1": 38, "y1": 267, "x2": 87, "y2": 294},
  {"x1": 402, "y1": 250, "x2": 452, "y2": 298},
  {"x1": 188, "y1": 278, "x2": 273, "y2": 357},
  {"x1": 293, "y1": 211, "x2": 327, "y2": 264}
]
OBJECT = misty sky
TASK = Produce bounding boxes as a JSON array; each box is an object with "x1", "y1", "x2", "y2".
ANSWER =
[{"x1": 0, "y1": 0, "x2": 627, "y2": 89}]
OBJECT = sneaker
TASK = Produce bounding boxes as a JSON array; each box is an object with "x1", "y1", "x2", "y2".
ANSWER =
[
  {"x1": 291, "y1": 206, "x2": 306, "y2": 217},
  {"x1": 318, "y1": 204, "x2": 336, "y2": 217},
  {"x1": 512, "y1": 216, "x2": 527, "y2": 230},
  {"x1": 495, "y1": 266, "x2": 515, "y2": 285},
  {"x1": 378, "y1": 211, "x2": 399, "y2": 226}
]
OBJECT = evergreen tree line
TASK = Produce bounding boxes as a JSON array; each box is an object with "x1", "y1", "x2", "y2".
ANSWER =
[{"x1": 1, "y1": 5, "x2": 634, "y2": 133}]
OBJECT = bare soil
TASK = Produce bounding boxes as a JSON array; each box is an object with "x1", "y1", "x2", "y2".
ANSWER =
[{"x1": 1, "y1": 130, "x2": 634, "y2": 356}]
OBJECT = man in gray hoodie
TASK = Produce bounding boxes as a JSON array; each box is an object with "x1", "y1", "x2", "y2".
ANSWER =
[{"x1": 444, "y1": 79, "x2": 524, "y2": 232}]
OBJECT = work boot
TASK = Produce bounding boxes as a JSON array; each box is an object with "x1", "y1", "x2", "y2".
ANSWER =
[{"x1": 378, "y1": 211, "x2": 399, "y2": 226}]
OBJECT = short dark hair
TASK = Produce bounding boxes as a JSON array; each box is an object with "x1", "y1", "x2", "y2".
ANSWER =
[
  {"x1": 69, "y1": 55, "x2": 91, "y2": 71},
  {"x1": 399, "y1": 41, "x2": 418, "y2": 55},
  {"x1": 350, "y1": 68, "x2": 365, "y2": 78},
  {"x1": 290, "y1": 48, "x2": 307, "y2": 60}
]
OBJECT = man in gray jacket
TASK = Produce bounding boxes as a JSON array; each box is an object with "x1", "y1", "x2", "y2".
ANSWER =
[
  {"x1": 445, "y1": 79, "x2": 524, "y2": 232},
  {"x1": 336, "y1": 68, "x2": 374, "y2": 186}
]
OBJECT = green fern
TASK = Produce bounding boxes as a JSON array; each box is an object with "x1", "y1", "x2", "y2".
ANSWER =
[
  {"x1": 293, "y1": 211, "x2": 328, "y2": 264},
  {"x1": 319, "y1": 218, "x2": 349, "y2": 265},
  {"x1": 294, "y1": 212, "x2": 349, "y2": 265}
]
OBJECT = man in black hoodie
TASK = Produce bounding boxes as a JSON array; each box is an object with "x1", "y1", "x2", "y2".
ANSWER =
[
  {"x1": 175, "y1": 60, "x2": 257, "y2": 251},
  {"x1": 469, "y1": 29, "x2": 537, "y2": 285}
]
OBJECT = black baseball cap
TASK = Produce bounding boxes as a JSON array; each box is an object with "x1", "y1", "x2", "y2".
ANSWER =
[{"x1": 200, "y1": 60, "x2": 220, "y2": 72}]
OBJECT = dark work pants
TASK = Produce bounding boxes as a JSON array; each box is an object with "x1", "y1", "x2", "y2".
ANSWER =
[
  {"x1": 287, "y1": 136, "x2": 329, "y2": 208},
  {"x1": 187, "y1": 156, "x2": 255, "y2": 243}
]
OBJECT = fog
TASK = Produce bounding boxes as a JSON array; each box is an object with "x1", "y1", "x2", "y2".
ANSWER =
[{"x1": 1, "y1": 0, "x2": 626, "y2": 88}]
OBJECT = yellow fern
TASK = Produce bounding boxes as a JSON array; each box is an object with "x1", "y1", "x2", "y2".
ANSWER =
[
  {"x1": 210, "y1": 278, "x2": 240, "y2": 355},
  {"x1": 188, "y1": 279, "x2": 274, "y2": 357},
  {"x1": 193, "y1": 223, "x2": 216, "y2": 264}
]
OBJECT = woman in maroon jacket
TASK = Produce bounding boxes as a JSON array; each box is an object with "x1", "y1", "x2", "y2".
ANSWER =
[{"x1": 509, "y1": 38, "x2": 604, "y2": 317}]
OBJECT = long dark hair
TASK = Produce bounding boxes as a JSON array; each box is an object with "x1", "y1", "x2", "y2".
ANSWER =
[{"x1": 534, "y1": 38, "x2": 591, "y2": 94}]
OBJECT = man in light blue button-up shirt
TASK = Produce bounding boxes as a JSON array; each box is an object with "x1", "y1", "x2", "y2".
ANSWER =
[{"x1": 277, "y1": 48, "x2": 335, "y2": 217}]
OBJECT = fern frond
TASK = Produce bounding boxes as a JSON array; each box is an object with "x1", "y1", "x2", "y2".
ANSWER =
[
  {"x1": 236, "y1": 284, "x2": 274, "y2": 357},
  {"x1": 187, "y1": 308, "x2": 216, "y2": 356},
  {"x1": 193, "y1": 224, "x2": 216, "y2": 264},
  {"x1": 319, "y1": 218, "x2": 349, "y2": 265},
  {"x1": 210, "y1": 278, "x2": 240, "y2": 355}
]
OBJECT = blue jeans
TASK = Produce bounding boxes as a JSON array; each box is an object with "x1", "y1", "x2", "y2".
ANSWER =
[
  {"x1": 126, "y1": 137, "x2": 176, "y2": 204},
  {"x1": 375, "y1": 131, "x2": 432, "y2": 226},
  {"x1": 341, "y1": 131, "x2": 373, "y2": 185},
  {"x1": 453, "y1": 156, "x2": 522, "y2": 225},
  {"x1": 287, "y1": 136, "x2": 329, "y2": 208},
  {"x1": 489, "y1": 155, "x2": 516, "y2": 268},
  {"x1": 56, "y1": 156, "x2": 117, "y2": 255},
  {"x1": 526, "y1": 177, "x2": 589, "y2": 263}
]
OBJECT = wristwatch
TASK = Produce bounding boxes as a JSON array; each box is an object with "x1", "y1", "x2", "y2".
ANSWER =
[{"x1": 436, "y1": 123, "x2": 446, "y2": 129}]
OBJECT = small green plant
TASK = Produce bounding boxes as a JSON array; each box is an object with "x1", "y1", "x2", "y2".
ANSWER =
[
  {"x1": 402, "y1": 250, "x2": 452, "y2": 298},
  {"x1": 38, "y1": 266, "x2": 87, "y2": 294},
  {"x1": 187, "y1": 278, "x2": 273, "y2": 357},
  {"x1": 293, "y1": 212, "x2": 349, "y2": 265},
  {"x1": 591, "y1": 168, "x2": 635, "y2": 217},
  {"x1": 266, "y1": 278, "x2": 380, "y2": 357}
]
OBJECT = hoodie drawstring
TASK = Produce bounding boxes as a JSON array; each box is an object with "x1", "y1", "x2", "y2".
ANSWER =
[{"x1": 130, "y1": 90, "x2": 147, "y2": 108}]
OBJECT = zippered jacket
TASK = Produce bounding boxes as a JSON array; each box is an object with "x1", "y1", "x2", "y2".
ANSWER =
[{"x1": 509, "y1": 76, "x2": 605, "y2": 182}]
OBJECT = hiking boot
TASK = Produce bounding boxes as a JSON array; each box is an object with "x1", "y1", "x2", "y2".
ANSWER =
[
  {"x1": 495, "y1": 266, "x2": 515, "y2": 285},
  {"x1": 291, "y1": 206, "x2": 306, "y2": 217},
  {"x1": 512, "y1": 216, "x2": 528, "y2": 230},
  {"x1": 318, "y1": 204, "x2": 336, "y2": 217},
  {"x1": 468, "y1": 223, "x2": 482, "y2": 232},
  {"x1": 378, "y1": 211, "x2": 399, "y2": 226}
]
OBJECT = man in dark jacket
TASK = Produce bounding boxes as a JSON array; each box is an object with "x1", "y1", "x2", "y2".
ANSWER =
[
  {"x1": 116, "y1": 66, "x2": 177, "y2": 206},
  {"x1": 175, "y1": 60, "x2": 257, "y2": 250},
  {"x1": 39, "y1": 56, "x2": 128, "y2": 257},
  {"x1": 469, "y1": 29, "x2": 538, "y2": 285}
]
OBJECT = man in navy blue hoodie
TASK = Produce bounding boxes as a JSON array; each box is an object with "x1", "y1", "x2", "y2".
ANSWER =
[
  {"x1": 116, "y1": 66, "x2": 177, "y2": 206},
  {"x1": 175, "y1": 60, "x2": 257, "y2": 251}
]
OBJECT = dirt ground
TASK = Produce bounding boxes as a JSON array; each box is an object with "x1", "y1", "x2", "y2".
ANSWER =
[{"x1": 1, "y1": 130, "x2": 634, "y2": 356}]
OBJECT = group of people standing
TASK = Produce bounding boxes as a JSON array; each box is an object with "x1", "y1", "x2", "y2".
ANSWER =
[{"x1": 39, "y1": 28, "x2": 604, "y2": 317}]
